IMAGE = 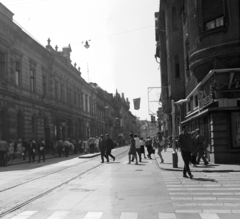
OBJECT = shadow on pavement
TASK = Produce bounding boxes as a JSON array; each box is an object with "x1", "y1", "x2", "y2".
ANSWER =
[{"x1": 192, "y1": 178, "x2": 217, "y2": 182}]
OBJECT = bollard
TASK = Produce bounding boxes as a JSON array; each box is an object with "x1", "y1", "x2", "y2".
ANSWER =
[{"x1": 172, "y1": 151, "x2": 178, "y2": 168}]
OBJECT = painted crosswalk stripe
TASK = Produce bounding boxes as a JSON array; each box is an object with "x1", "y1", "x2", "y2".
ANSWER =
[
  {"x1": 47, "y1": 211, "x2": 70, "y2": 219},
  {"x1": 120, "y1": 212, "x2": 138, "y2": 219},
  {"x1": 199, "y1": 213, "x2": 220, "y2": 219},
  {"x1": 11, "y1": 211, "x2": 37, "y2": 219},
  {"x1": 83, "y1": 212, "x2": 103, "y2": 219},
  {"x1": 158, "y1": 213, "x2": 176, "y2": 219}
]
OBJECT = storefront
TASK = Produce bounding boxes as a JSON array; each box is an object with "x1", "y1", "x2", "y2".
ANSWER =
[{"x1": 181, "y1": 69, "x2": 240, "y2": 164}]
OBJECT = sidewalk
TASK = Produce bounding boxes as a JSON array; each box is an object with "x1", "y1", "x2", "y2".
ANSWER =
[{"x1": 155, "y1": 148, "x2": 240, "y2": 172}]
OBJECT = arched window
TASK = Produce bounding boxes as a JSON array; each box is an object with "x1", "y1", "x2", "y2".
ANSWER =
[
  {"x1": 172, "y1": 7, "x2": 177, "y2": 30},
  {"x1": 175, "y1": 55, "x2": 180, "y2": 78}
]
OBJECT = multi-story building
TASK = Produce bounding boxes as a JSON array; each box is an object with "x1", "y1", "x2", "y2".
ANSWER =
[
  {"x1": 0, "y1": 3, "x2": 135, "y2": 149},
  {"x1": 156, "y1": 0, "x2": 240, "y2": 163}
]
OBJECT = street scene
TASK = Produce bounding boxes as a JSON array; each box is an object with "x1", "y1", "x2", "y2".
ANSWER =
[
  {"x1": 1, "y1": 147, "x2": 240, "y2": 219},
  {"x1": 0, "y1": 0, "x2": 240, "y2": 218}
]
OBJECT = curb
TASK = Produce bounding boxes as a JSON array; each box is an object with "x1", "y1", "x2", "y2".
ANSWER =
[
  {"x1": 78, "y1": 153, "x2": 101, "y2": 159},
  {"x1": 154, "y1": 154, "x2": 240, "y2": 173}
]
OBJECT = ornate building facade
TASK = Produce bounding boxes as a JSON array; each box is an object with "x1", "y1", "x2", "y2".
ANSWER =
[
  {"x1": 156, "y1": 0, "x2": 240, "y2": 163},
  {"x1": 0, "y1": 3, "x2": 135, "y2": 149}
]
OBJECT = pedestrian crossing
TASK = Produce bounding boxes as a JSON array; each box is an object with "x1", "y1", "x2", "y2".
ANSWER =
[
  {"x1": 162, "y1": 171, "x2": 240, "y2": 217},
  {"x1": 7, "y1": 210, "x2": 240, "y2": 219}
]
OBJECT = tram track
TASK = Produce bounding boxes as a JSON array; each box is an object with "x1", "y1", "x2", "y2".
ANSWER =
[
  {"x1": 0, "y1": 147, "x2": 128, "y2": 193},
  {"x1": 0, "y1": 147, "x2": 128, "y2": 218}
]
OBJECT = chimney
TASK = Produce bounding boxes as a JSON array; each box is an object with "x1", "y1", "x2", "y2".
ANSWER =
[{"x1": 122, "y1": 93, "x2": 124, "y2": 99}]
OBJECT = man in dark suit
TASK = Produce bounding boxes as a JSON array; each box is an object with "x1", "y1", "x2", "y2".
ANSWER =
[
  {"x1": 99, "y1": 134, "x2": 108, "y2": 163},
  {"x1": 106, "y1": 134, "x2": 115, "y2": 162}
]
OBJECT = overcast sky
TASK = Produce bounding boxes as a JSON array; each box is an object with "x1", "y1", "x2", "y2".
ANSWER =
[{"x1": 2, "y1": 0, "x2": 161, "y2": 120}]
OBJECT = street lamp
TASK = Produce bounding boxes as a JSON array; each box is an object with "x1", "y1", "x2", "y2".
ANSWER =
[{"x1": 171, "y1": 98, "x2": 188, "y2": 168}]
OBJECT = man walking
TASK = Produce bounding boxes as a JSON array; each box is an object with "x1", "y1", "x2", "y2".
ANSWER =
[
  {"x1": 38, "y1": 138, "x2": 45, "y2": 163},
  {"x1": 28, "y1": 139, "x2": 36, "y2": 163},
  {"x1": 196, "y1": 129, "x2": 209, "y2": 165},
  {"x1": 106, "y1": 134, "x2": 115, "y2": 162},
  {"x1": 145, "y1": 137, "x2": 153, "y2": 159},
  {"x1": 99, "y1": 134, "x2": 107, "y2": 163},
  {"x1": 178, "y1": 125, "x2": 193, "y2": 179},
  {"x1": 88, "y1": 136, "x2": 96, "y2": 154},
  {"x1": 63, "y1": 138, "x2": 70, "y2": 157}
]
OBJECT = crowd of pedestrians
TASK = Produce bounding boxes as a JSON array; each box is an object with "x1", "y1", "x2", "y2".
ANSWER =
[
  {"x1": 177, "y1": 125, "x2": 209, "y2": 179},
  {"x1": 0, "y1": 135, "x2": 119, "y2": 167}
]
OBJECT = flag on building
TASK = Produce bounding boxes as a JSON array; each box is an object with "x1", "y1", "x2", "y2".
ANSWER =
[{"x1": 133, "y1": 98, "x2": 141, "y2": 110}]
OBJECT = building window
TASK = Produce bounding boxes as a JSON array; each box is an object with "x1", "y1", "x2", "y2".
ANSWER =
[
  {"x1": 0, "y1": 52, "x2": 5, "y2": 79},
  {"x1": 60, "y1": 84, "x2": 64, "y2": 101},
  {"x1": 205, "y1": 16, "x2": 224, "y2": 30},
  {"x1": 195, "y1": 95, "x2": 199, "y2": 108},
  {"x1": 201, "y1": 0, "x2": 224, "y2": 31},
  {"x1": 54, "y1": 81, "x2": 58, "y2": 99},
  {"x1": 42, "y1": 75, "x2": 47, "y2": 96},
  {"x1": 74, "y1": 92, "x2": 77, "y2": 106},
  {"x1": 15, "y1": 61, "x2": 20, "y2": 86},
  {"x1": 30, "y1": 68, "x2": 35, "y2": 92},
  {"x1": 175, "y1": 55, "x2": 180, "y2": 78},
  {"x1": 172, "y1": 7, "x2": 177, "y2": 31}
]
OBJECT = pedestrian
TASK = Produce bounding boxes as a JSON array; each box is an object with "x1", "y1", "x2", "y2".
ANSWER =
[
  {"x1": 145, "y1": 136, "x2": 153, "y2": 159},
  {"x1": 95, "y1": 136, "x2": 99, "y2": 152},
  {"x1": 128, "y1": 133, "x2": 138, "y2": 164},
  {"x1": 191, "y1": 130, "x2": 198, "y2": 167},
  {"x1": 106, "y1": 134, "x2": 115, "y2": 162},
  {"x1": 196, "y1": 129, "x2": 209, "y2": 165},
  {"x1": 29, "y1": 139, "x2": 36, "y2": 163},
  {"x1": 22, "y1": 138, "x2": 28, "y2": 160},
  {"x1": 57, "y1": 139, "x2": 63, "y2": 157},
  {"x1": 0, "y1": 137, "x2": 9, "y2": 167},
  {"x1": 8, "y1": 139, "x2": 15, "y2": 162},
  {"x1": 156, "y1": 132, "x2": 165, "y2": 163},
  {"x1": 99, "y1": 134, "x2": 107, "y2": 163},
  {"x1": 139, "y1": 137, "x2": 146, "y2": 158},
  {"x1": 63, "y1": 138, "x2": 70, "y2": 157},
  {"x1": 132, "y1": 134, "x2": 141, "y2": 162},
  {"x1": 178, "y1": 125, "x2": 193, "y2": 179},
  {"x1": 38, "y1": 138, "x2": 46, "y2": 163},
  {"x1": 88, "y1": 136, "x2": 96, "y2": 154}
]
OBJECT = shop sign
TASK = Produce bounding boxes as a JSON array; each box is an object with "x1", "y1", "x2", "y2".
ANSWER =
[
  {"x1": 220, "y1": 72, "x2": 240, "y2": 90},
  {"x1": 198, "y1": 90, "x2": 214, "y2": 109}
]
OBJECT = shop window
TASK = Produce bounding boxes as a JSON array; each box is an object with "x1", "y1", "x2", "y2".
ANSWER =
[
  {"x1": 172, "y1": 7, "x2": 178, "y2": 31},
  {"x1": 0, "y1": 52, "x2": 5, "y2": 79},
  {"x1": 175, "y1": 55, "x2": 180, "y2": 78}
]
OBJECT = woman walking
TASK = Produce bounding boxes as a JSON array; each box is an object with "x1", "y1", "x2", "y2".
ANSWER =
[
  {"x1": 128, "y1": 133, "x2": 138, "y2": 165},
  {"x1": 156, "y1": 132, "x2": 165, "y2": 163}
]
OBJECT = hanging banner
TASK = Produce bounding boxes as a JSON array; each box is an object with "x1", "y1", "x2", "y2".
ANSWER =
[{"x1": 133, "y1": 98, "x2": 141, "y2": 110}]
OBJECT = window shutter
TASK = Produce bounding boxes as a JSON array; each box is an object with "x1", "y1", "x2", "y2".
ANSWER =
[{"x1": 202, "y1": 0, "x2": 224, "y2": 23}]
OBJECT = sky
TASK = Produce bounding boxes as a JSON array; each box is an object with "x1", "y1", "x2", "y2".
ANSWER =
[{"x1": 1, "y1": 0, "x2": 161, "y2": 120}]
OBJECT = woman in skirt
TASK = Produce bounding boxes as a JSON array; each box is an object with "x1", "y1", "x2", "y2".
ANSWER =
[{"x1": 128, "y1": 133, "x2": 138, "y2": 164}]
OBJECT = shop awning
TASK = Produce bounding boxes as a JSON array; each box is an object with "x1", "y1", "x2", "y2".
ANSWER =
[{"x1": 181, "y1": 108, "x2": 209, "y2": 124}]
